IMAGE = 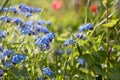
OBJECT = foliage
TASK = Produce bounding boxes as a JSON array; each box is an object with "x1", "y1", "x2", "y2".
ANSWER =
[{"x1": 0, "y1": 0, "x2": 120, "y2": 80}]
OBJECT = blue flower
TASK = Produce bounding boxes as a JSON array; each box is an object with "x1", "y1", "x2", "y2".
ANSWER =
[
  {"x1": 5, "y1": 16, "x2": 12, "y2": 23},
  {"x1": 18, "y1": 4, "x2": 41, "y2": 13},
  {"x1": 19, "y1": 4, "x2": 27, "y2": 13},
  {"x1": 79, "y1": 23, "x2": 94, "y2": 32},
  {"x1": 7, "y1": 50, "x2": 14, "y2": 57},
  {"x1": 40, "y1": 36, "x2": 50, "y2": 44},
  {"x1": 0, "y1": 46, "x2": 4, "y2": 51},
  {"x1": 0, "y1": 16, "x2": 12, "y2": 23},
  {"x1": 26, "y1": 13, "x2": 33, "y2": 17},
  {"x1": 33, "y1": 25, "x2": 42, "y2": 35},
  {"x1": 0, "y1": 69, "x2": 4, "y2": 77},
  {"x1": 12, "y1": 17, "x2": 22, "y2": 25},
  {"x1": 0, "y1": 30, "x2": 5, "y2": 40},
  {"x1": 8, "y1": 7, "x2": 17, "y2": 13},
  {"x1": 22, "y1": 21, "x2": 34, "y2": 27},
  {"x1": 4, "y1": 61, "x2": 14, "y2": 68},
  {"x1": 35, "y1": 33, "x2": 55, "y2": 50},
  {"x1": 21, "y1": 27, "x2": 32, "y2": 35},
  {"x1": 0, "y1": 49, "x2": 14, "y2": 61},
  {"x1": 79, "y1": 24, "x2": 87, "y2": 32},
  {"x1": 33, "y1": 8, "x2": 41, "y2": 13},
  {"x1": 74, "y1": 33, "x2": 83, "y2": 38},
  {"x1": 1, "y1": 8, "x2": 8, "y2": 12},
  {"x1": 42, "y1": 67, "x2": 54, "y2": 76},
  {"x1": 40, "y1": 27, "x2": 50, "y2": 34},
  {"x1": 0, "y1": 16, "x2": 6, "y2": 21},
  {"x1": 26, "y1": 6, "x2": 33, "y2": 13},
  {"x1": 2, "y1": 49, "x2": 9, "y2": 57},
  {"x1": 74, "y1": 33, "x2": 86, "y2": 40},
  {"x1": 19, "y1": 4, "x2": 26, "y2": 10},
  {"x1": 63, "y1": 39, "x2": 75, "y2": 46},
  {"x1": 0, "y1": 49, "x2": 14, "y2": 59},
  {"x1": 98, "y1": 46, "x2": 103, "y2": 51},
  {"x1": 11, "y1": 54, "x2": 26, "y2": 64},
  {"x1": 46, "y1": 21, "x2": 51, "y2": 26},
  {"x1": 55, "y1": 49, "x2": 64, "y2": 55},
  {"x1": 4, "y1": 61, "x2": 9, "y2": 68},
  {"x1": 37, "y1": 20, "x2": 45, "y2": 25},
  {"x1": 86, "y1": 23, "x2": 94, "y2": 30},
  {"x1": 45, "y1": 32, "x2": 55, "y2": 42},
  {"x1": 41, "y1": 44, "x2": 50, "y2": 50},
  {"x1": 77, "y1": 58, "x2": 85, "y2": 66},
  {"x1": 0, "y1": 6, "x2": 7, "y2": 12},
  {"x1": 34, "y1": 25, "x2": 50, "y2": 34},
  {"x1": 82, "y1": 34, "x2": 86, "y2": 40},
  {"x1": 0, "y1": 53, "x2": 5, "y2": 60},
  {"x1": 35, "y1": 36, "x2": 50, "y2": 48}
]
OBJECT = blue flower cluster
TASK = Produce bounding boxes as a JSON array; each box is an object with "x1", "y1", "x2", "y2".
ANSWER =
[
  {"x1": 74, "y1": 23, "x2": 94, "y2": 40},
  {"x1": 0, "y1": 17, "x2": 51, "y2": 35},
  {"x1": 0, "y1": 6, "x2": 17, "y2": 13},
  {"x1": 74, "y1": 33, "x2": 86, "y2": 40},
  {"x1": 11, "y1": 54, "x2": 26, "y2": 64},
  {"x1": 12, "y1": 17, "x2": 22, "y2": 25},
  {"x1": 0, "y1": 3, "x2": 55, "y2": 79},
  {"x1": 0, "y1": 69, "x2": 4, "y2": 77},
  {"x1": 35, "y1": 32, "x2": 55, "y2": 50},
  {"x1": 33, "y1": 25, "x2": 50, "y2": 35},
  {"x1": 55, "y1": 49, "x2": 64, "y2": 55},
  {"x1": 77, "y1": 58, "x2": 85, "y2": 66},
  {"x1": 37, "y1": 20, "x2": 51, "y2": 26},
  {"x1": 63, "y1": 39, "x2": 75, "y2": 46},
  {"x1": 20, "y1": 20, "x2": 51, "y2": 35},
  {"x1": 79, "y1": 23, "x2": 94, "y2": 32},
  {"x1": 0, "y1": 30, "x2": 5, "y2": 41},
  {"x1": 0, "y1": 16, "x2": 22, "y2": 24},
  {"x1": 0, "y1": 4, "x2": 41, "y2": 17},
  {"x1": 20, "y1": 21, "x2": 34, "y2": 35},
  {"x1": 42, "y1": 67, "x2": 54, "y2": 76},
  {"x1": 46, "y1": 21, "x2": 52, "y2": 26},
  {"x1": 63, "y1": 23, "x2": 94, "y2": 46},
  {"x1": 0, "y1": 4, "x2": 54, "y2": 51},
  {"x1": 19, "y1": 4, "x2": 41, "y2": 13},
  {"x1": 0, "y1": 46, "x2": 26, "y2": 68}
]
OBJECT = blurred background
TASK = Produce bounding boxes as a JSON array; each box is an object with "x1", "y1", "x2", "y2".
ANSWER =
[
  {"x1": 0, "y1": 0, "x2": 120, "y2": 80},
  {"x1": 0, "y1": 0, "x2": 114, "y2": 37}
]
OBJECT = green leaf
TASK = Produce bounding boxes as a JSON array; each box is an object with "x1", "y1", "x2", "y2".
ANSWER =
[
  {"x1": 109, "y1": 61, "x2": 120, "y2": 79},
  {"x1": 79, "y1": 68, "x2": 89, "y2": 74},
  {"x1": 103, "y1": 19, "x2": 119, "y2": 27},
  {"x1": 102, "y1": 0, "x2": 107, "y2": 7},
  {"x1": 77, "y1": 43, "x2": 82, "y2": 56},
  {"x1": 10, "y1": 67, "x2": 30, "y2": 80},
  {"x1": 92, "y1": 65, "x2": 104, "y2": 75},
  {"x1": 114, "y1": 44, "x2": 120, "y2": 50}
]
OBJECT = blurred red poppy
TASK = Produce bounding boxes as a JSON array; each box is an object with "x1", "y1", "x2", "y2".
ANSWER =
[
  {"x1": 52, "y1": 0, "x2": 63, "y2": 11},
  {"x1": 90, "y1": 4, "x2": 97, "y2": 13}
]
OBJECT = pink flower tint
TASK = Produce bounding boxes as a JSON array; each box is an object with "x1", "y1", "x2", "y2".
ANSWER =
[
  {"x1": 90, "y1": 4, "x2": 97, "y2": 13},
  {"x1": 52, "y1": 0, "x2": 63, "y2": 11}
]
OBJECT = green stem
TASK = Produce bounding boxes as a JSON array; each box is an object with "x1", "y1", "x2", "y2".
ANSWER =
[
  {"x1": 85, "y1": 0, "x2": 90, "y2": 24},
  {"x1": 86, "y1": 12, "x2": 114, "y2": 43},
  {"x1": 106, "y1": 0, "x2": 110, "y2": 63}
]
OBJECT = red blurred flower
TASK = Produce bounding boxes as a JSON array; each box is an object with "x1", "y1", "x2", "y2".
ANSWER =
[
  {"x1": 90, "y1": 4, "x2": 97, "y2": 13},
  {"x1": 52, "y1": 0, "x2": 63, "y2": 11}
]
